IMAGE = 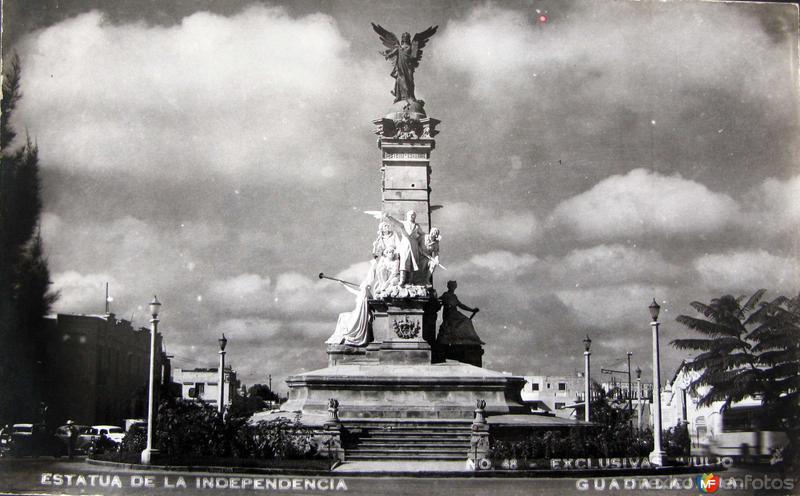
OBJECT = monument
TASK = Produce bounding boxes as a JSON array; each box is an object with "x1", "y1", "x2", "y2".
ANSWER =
[{"x1": 259, "y1": 24, "x2": 587, "y2": 463}]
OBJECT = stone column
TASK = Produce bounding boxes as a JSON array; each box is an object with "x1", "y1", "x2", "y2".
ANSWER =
[{"x1": 373, "y1": 112, "x2": 440, "y2": 233}]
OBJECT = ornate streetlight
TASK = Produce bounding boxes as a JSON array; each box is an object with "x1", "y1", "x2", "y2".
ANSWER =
[
  {"x1": 141, "y1": 295, "x2": 161, "y2": 465},
  {"x1": 636, "y1": 365, "x2": 643, "y2": 430},
  {"x1": 583, "y1": 334, "x2": 592, "y2": 422},
  {"x1": 627, "y1": 351, "x2": 633, "y2": 411},
  {"x1": 218, "y1": 333, "x2": 228, "y2": 414},
  {"x1": 648, "y1": 298, "x2": 666, "y2": 466}
]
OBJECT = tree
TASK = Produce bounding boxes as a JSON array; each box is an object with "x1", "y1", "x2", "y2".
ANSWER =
[
  {"x1": 0, "y1": 55, "x2": 58, "y2": 424},
  {"x1": 672, "y1": 290, "x2": 800, "y2": 464},
  {"x1": 248, "y1": 384, "x2": 281, "y2": 405}
]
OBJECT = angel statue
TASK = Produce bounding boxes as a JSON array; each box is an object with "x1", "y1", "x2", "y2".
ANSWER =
[{"x1": 371, "y1": 23, "x2": 438, "y2": 104}]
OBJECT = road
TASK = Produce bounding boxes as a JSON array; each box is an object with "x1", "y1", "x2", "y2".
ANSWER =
[{"x1": 0, "y1": 458, "x2": 794, "y2": 495}]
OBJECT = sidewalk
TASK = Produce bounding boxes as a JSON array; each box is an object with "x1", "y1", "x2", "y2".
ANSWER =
[{"x1": 333, "y1": 460, "x2": 468, "y2": 474}]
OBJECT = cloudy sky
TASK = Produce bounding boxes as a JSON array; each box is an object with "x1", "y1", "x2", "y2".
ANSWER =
[{"x1": 4, "y1": 0, "x2": 799, "y2": 392}]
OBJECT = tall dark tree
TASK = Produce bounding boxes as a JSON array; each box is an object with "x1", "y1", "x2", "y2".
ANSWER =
[
  {"x1": 0, "y1": 55, "x2": 58, "y2": 425},
  {"x1": 672, "y1": 290, "x2": 800, "y2": 464}
]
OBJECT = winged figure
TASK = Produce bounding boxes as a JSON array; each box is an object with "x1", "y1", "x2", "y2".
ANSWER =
[{"x1": 371, "y1": 23, "x2": 438, "y2": 104}]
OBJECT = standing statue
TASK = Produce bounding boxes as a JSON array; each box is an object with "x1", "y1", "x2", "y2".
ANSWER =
[
  {"x1": 437, "y1": 280, "x2": 482, "y2": 347},
  {"x1": 417, "y1": 227, "x2": 441, "y2": 286},
  {"x1": 372, "y1": 23, "x2": 438, "y2": 104},
  {"x1": 381, "y1": 210, "x2": 422, "y2": 286}
]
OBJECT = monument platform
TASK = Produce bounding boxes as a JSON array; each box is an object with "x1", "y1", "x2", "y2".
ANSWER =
[{"x1": 283, "y1": 360, "x2": 529, "y2": 419}]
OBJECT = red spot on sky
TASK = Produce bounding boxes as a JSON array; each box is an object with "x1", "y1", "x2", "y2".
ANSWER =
[{"x1": 538, "y1": 14, "x2": 548, "y2": 23}]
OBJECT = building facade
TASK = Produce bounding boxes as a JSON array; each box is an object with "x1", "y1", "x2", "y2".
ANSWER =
[
  {"x1": 521, "y1": 375, "x2": 586, "y2": 418},
  {"x1": 41, "y1": 313, "x2": 166, "y2": 427},
  {"x1": 522, "y1": 374, "x2": 654, "y2": 421},
  {"x1": 660, "y1": 362, "x2": 787, "y2": 457},
  {"x1": 173, "y1": 367, "x2": 239, "y2": 409}
]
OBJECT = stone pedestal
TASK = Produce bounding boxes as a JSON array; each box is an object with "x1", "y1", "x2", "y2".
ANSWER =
[
  {"x1": 371, "y1": 297, "x2": 438, "y2": 364},
  {"x1": 283, "y1": 361, "x2": 529, "y2": 419}
]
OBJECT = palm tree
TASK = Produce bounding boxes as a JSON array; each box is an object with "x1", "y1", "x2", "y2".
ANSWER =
[
  {"x1": 672, "y1": 289, "x2": 800, "y2": 465},
  {"x1": 672, "y1": 289, "x2": 767, "y2": 408}
]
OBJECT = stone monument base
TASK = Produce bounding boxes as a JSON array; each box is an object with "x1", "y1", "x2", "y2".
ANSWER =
[{"x1": 283, "y1": 360, "x2": 529, "y2": 419}]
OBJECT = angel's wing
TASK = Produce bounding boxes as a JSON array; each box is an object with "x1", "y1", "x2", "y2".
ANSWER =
[
  {"x1": 371, "y1": 23, "x2": 399, "y2": 49},
  {"x1": 411, "y1": 25, "x2": 438, "y2": 60}
]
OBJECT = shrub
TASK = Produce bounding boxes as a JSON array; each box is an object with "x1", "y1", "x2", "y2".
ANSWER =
[
  {"x1": 156, "y1": 400, "x2": 227, "y2": 458},
  {"x1": 120, "y1": 428, "x2": 146, "y2": 453},
  {"x1": 489, "y1": 427, "x2": 653, "y2": 462},
  {"x1": 235, "y1": 417, "x2": 316, "y2": 460},
  {"x1": 663, "y1": 423, "x2": 691, "y2": 457},
  {"x1": 147, "y1": 399, "x2": 317, "y2": 461}
]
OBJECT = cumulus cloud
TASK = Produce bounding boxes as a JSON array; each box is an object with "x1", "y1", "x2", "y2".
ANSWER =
[
  {"x1": 52, "y1": 271, "x2": 120, "y2": 314},
  {"x1": 15, "y1": 6, "x2": 383, "y2": 184},
  {"x1": 208, "y1": 273, "x2": 272, "y2": 313},
  {"x1": 551, "y1": 169, "x2": 739, "y2": 240},
  {"x1": 438, "y1": 2, "x2": 783, "y2": 106},
  {"x1": 745, "y1": 174, "x2": 800, "y2": 236},
  {"x1": 549, "y1": 244, "x2": 684, "y2": 288},
  {"x1": 556, "y1": 284, "x2": 672, "y2": 328},
  {"x1": 456, "y1": 250, "x2": 538, "y2": 278},
  {"x1": 437, "y1": 201, "x2": 539, "y2": 246},
  {"x1": 694, "y1": 249, "x2": 800, "y2": 293}
]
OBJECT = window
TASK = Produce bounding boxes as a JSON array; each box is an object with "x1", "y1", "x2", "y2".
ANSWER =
[
  {"x1": 531, "y1": 383, "x2": 540, "y2": 391},
  {"x1": 195, "y1": 383, "x2": 205, "y2": 397},
  {"x1": 546, "y1": 383, "x2": 551, "y2": 389},
  {"x1": 555, "y1": 402, "x2": 565, "y2": 410},
  {"x1": 558, "y1": 383, "x2": 566, "y2": 391}
]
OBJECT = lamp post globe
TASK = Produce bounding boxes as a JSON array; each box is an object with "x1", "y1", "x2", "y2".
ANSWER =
[
  {"x1": 141, "y1": 295, "x2": 162, "y2": 465},
  {"x1": 648, "y1": 299, "x2": 666, "y2": 466},
  {"x1": 636, "y1": 365, "x2": 643, "y2": 431},
  {"x1": 218, "y1": 333, "x2": 227, "y2": 413},
  {"x1": 583, "y1": 334, "x2": 591, "y2": 423}
]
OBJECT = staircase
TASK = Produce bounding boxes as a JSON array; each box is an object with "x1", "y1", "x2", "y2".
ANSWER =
[{"x1": 342, "y1": 419, "x2": 473, "y2": 461}]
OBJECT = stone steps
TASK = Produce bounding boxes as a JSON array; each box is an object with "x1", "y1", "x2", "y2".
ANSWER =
[
  {"x1": 360, "y1": 436, "x2": 470, "y2": 443},
  {"x1": 347, "y1": 453, "x2": 467, "y2": 461},
  {"x1": 343, "y1": 420, "x2": 472, "y2": 461}
]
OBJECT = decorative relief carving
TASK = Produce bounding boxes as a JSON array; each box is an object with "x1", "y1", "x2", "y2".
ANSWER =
[
  {"x1": 393, "y1": 114, "x2": 423, "y2": 139},
  {"x1": 385, "y1": 152, "x2": 426, "y2": 159},
  {"x1": 392, "y1": 315, "x2": 421, "y2": 339}
]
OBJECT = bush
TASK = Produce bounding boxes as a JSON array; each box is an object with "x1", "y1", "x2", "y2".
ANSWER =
[
  {"x1": 234, "y1": 417, "x2": 316, "y2": 460},
  {"x1": 144, "y1": 399, "x2": 317, "y2": 462},
  {"x1": 663, "y1": 423, "x2": 691, "y2": 457},
  {"x1": 156, "y1": 400, "x2": 228, "y2": 459},
  {"x1": 488, "y1": 426, "x2": 653, "y2": 462},
  {"x1": 120, "y1": 428, "x2": 146, "y2": 453}
]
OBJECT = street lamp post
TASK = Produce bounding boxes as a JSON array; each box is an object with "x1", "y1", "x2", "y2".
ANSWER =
[
  {"x1": 218, "y1": 334, "x2": 227, "y2": 414},
  {"x1": 141, "y1": 296, "x2": 161, "y2": 465},
  {"x1": 627, "y1": 352, "x2": 633, "y2": 412},
  {"x1": 636, "y1": 365, "x2": 642, "y2": 431},
  {"x1": 583, "y1": 335, "x2": 592, "y2": 422},
  {"x1": 648, "y1": 299, "x2": 666, "y2": 466}
]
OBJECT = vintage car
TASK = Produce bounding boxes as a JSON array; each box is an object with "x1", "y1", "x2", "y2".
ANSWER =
[
  {"x1": 54, "y1": 424, "x2": 93, "y2": 453},
  {"x1": 1, "y1": 423, "x2": 65, "y2": 457}
]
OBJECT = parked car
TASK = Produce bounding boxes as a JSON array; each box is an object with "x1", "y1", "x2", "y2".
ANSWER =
[
  {"x1": 54, "y1": 424, "x2": 93, "y2": 453},
  {"x1": 89, "y1": 425, "x2": 125, "y2": 444},
  {"x1": 124, "y1": 418, "x2": 146, "y2": 432},
  {"x1": 1, "y1": 423, "x2": 65, "y2": 457}
]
